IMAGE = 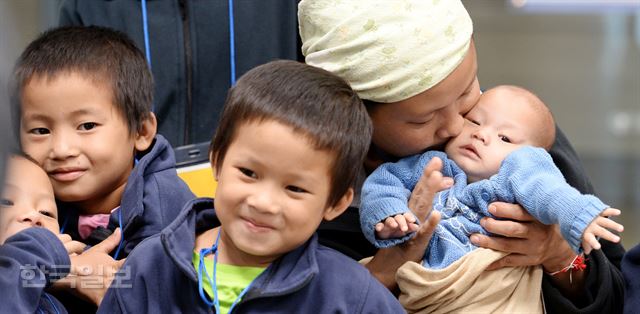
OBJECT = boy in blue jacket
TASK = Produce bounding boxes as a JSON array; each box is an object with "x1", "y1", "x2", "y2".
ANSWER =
[
  {"x1": 1, "y1": 154, "x2": 72, "y2": 313},
  {"x1": 360, "y1": 85, "x2": 625, "y2": 311},
  {"x1": 99, "y1": 60, "x2": 404, "y2": 313},
  {"x1": 13, "y1": 26, "x2": 195, "y2": 309}
]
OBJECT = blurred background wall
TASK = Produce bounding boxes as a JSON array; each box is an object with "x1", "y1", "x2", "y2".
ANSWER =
[{"x1": 0, "y1": 0, "x2": 638, "y2": 248}]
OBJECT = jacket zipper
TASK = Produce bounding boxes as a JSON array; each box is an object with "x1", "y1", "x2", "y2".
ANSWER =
[{"x1": 179, "y1": 0, "x2": 193, "y2": 145}]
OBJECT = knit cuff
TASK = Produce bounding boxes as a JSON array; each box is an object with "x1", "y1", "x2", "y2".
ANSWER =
[
  {"x1": 563, "y1": 196, "x2": 608, "y2": 253},
  {"x1": 360, "y1": 198, "x2": 416, "y2": 248}
]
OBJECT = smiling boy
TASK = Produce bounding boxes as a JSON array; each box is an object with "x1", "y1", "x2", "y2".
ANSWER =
[
  {"x1": 13, "y1": 26, "x2": 195, "y2": 309},
  {"x1": 98, "y1": 60, "x2": 404, "y2": 313}
]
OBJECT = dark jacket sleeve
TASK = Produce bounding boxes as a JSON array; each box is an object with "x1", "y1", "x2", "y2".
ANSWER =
[
  {"x1": 543, "y1": 126, "x2": 625, "y2": 314},
  {"x1": 0, "y1": 228, "x2": 70, "y2": 313},
  {"x1": 622, "y1": 244, "x2": 640, "y2": 314}
]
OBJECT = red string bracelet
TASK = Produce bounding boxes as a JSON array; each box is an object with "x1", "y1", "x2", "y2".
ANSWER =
[{"x1": 547, "y1": 254, "x2": 587, "y2": 284}]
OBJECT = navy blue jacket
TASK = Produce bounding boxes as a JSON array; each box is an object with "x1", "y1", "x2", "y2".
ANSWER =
[
  {"x1": 622, "y1": 243, "x2": 640, "y2": 314},
  {"x1": 0, "y1": 228, "x2": 70, "y2": 314},
  {"x1": 58, "y1": 135, "x2": 194, "y2": 257},
  {"x1": 98, "y1": 198, "x2": 404, "y2": 313},
  {"x1": 59, "y1": 0, "x2": 302, "y2": 146}
]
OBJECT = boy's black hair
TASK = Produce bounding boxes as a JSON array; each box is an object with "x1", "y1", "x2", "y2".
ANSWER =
[
  {"x1": 210, "y1": 60, "x2": 372, "y2": 207},
  {"x1": 12, "y1": 25, "x2": 153, "y2": 134}
]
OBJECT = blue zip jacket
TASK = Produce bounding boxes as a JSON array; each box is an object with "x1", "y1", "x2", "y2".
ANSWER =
[
  {"x1": 361, "y1": 146, "x2": 607, "y2": 269},
  {"x1": 98, "y1": 198, "x2": 404, "y2": 313},
  {"x1": 58, "y1": 135, "x2": 195, "y2": 257},
  {"x1": 59, "y1": 0, "x2": 301, "y2": 146},
  {"x1": 0, "y1": 228, "x2": 70, "y2": 314}
]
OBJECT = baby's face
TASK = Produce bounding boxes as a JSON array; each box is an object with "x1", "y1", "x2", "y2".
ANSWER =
[
  {"x1": 444, "y1": 87, "x2": 540, "y2": 182},
  {"x1": 0, "y1": 156, "x2": 59, "y2": 244}
]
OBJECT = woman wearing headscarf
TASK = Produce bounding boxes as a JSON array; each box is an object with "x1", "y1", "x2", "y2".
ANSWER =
[{"x1": 299, "y1": 1, "x2": 624, "y2": 313}]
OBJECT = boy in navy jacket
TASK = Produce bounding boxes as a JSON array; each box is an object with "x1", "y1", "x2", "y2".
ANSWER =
[
  {"x1": 12, "y1": 26, "x2": 195, "y2": 309},
  {"x1": 99, "y1": 60, "x2": 404, "y2": 313}
]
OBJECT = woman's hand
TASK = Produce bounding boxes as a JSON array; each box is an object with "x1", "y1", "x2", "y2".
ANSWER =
[
  {"x1": 470, "y1": 202, "x2": 586, "y2": 299},
  {"x1": 366, "y1": 158, "x2": 452, "y2": 290},
  {"x1": 470, "y1": 202, "x2": 575, "y2": 271}
]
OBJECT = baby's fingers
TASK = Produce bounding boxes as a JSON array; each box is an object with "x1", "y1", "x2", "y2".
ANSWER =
[
  {"x1": 597, "y1": 216, "x2": 624, "y2": 233},
  {"x1": 592, "y1": 224, "x2": 621, "y2": 243},
  {"x1": 375, "y1": 222, "x2": 394, "y2": 239},
  {"x1": 582, "y1": 241, "x2": 593, "y2": 255},
  {"x1": 403, "y1": 212, "x2": 417, "y2": 224},
  {"x1": 394, "y1": 214, "x2": 410, "y2": 232},
  {"x1": 583, "y1": 232, "x2": 601, "y2": 252},
  {"x1": 384, "y1": 217, "x2": 399, "y2": 229},
  {"x1": 601, "y1": 207, "x2": 621, "y2": 217}
]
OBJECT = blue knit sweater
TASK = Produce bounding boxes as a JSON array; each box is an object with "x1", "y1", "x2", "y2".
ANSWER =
[{"x1": 360, "y1": 146, "x2": 607, "y2": 269}]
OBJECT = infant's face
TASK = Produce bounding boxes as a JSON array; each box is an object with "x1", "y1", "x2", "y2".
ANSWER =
[
  {"x1": 0, "y1": 156, "x2": 59, "y2": 244},
  {"x1": 444, "y1": 88, "x2": 540, "y2": 182}
]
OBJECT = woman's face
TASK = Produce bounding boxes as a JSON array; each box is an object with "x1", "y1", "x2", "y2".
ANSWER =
[{"x1": 368, "y1": 41, "x2": 481, "y2": 158}]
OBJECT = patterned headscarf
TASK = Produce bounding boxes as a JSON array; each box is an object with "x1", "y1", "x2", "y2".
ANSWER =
[{"x1": 299, "y1": 0, "x2": 473, "y2": 103}]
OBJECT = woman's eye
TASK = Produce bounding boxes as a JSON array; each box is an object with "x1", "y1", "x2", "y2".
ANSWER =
[
  {"x1": 409, "y1": 114, "x2": 435, "y2": 125},
  {"x1": 286, "y1": 186, "x2": 308, "y2": 194},
  {"x1": 0, "y1": 198, "x2": 14, "y2": 207},
  {"x1": 238, "y1": 168, "x2": 257, "y2": 178},
  {"x1": 465, "y1": 118, "x2": 479, "y2": 125},
  {"x1": 79, "y1": 122, "x2": 97, "y2": 131},
  {"x1": 499, "y1": 135, "x2": 511, "y2": 143},
  {"x1": 29, "y1": 128, "x2": 50, "y2": 135}
]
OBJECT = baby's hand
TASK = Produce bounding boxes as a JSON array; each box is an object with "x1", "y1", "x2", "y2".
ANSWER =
[
  {"x1": 375, "y1": 212, "x2": 419, "y2": 239},
  {"x1": 582, "y1": 208, "x2": 624, "y2": 254}
]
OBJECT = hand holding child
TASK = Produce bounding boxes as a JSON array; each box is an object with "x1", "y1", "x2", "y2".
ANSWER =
[
  {"x1": 581, "y1": 208, "x2": 624, "y2": 254},
  {"x1": 375, "y1": 213, "x2": 419, "y2": 239},
  {"x1": 56, "y1": 233, "x2": 86, "y2": 255},
  {"x1": 54, "y1": 228, "x2": 126, "y2": 306}
]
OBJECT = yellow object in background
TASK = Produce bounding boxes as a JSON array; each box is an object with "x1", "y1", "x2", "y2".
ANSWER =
[{"x1": 177, "y1": 162, "x2": 217, "y2": 198}]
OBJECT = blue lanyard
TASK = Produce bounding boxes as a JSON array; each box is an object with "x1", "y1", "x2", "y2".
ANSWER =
[
  {"x1": 141, "y1": 0, "x2": 152, "y2": 68},
  {"x1": 228, "y1": 0, "x2": 236, "y2": 86},
  {"x1": 140, "y1": 0, "x2": 236, "y2": 86},
  {"x1": 197, "y1": 230, "x2": 253, "y2": 313},
  {"x1": 43, "y1": 293, "x2": 60, "y2": 314},
  {"x1": 112, "y1": 207, "x2": 125, "y2": 259}
]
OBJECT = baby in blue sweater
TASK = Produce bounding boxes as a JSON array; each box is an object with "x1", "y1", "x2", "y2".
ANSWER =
[{"x1": 360, "y1": 85, "x2": 624, "y2": 269}]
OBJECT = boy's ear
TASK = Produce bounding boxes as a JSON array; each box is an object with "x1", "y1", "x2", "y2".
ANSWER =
[
  {"x1": 134, "y1": 112, "x2": 158, "y2": 151},
  {"x1": 323, "y1": 188, "x2": 354, "y2": 221}
]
